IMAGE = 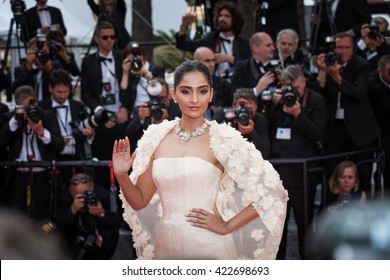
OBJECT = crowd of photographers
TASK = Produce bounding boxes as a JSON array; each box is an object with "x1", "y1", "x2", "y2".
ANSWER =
[{"x1": 1, "y1": 0, "x2": 390, "y2": 259}]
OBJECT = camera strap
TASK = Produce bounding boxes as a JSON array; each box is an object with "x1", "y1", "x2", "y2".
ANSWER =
[{"x1": 24, "y1": 126, "x2": 36, "y2": 161}]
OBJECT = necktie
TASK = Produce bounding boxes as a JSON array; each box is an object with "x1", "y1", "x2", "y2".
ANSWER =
[
  {"x1": 38, "y1": 7, "x2": 49, "y2": 11},
  {"x1": 219, "y1": 37, "x2": 231, "y2": 44},
  {"x1": 99, "y1": 56, "x2": 112, "y2": 63},
  {"x1": 54, "y1": 105, "x2": 67, "y2": 109}
]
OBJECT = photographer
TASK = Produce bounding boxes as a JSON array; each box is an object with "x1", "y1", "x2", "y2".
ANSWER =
[
  {"x1": 22, "y1": 0, "x2": 67, "y2": 41},
  {"x1": 40, "y1": 69, "x2": 94, "y2": 185},
  {"x1": 87, "y1": 0, "x2": 132, "y2": 50},
  {"x1": 119, "y1": 42, "x2": 165, "y2": 117},
  {"x1": 214, "y1": 88, "x2": 270, "y2": 158},
  {"x1": 176, "y1": 1, "x2": 250, "y2": 79},
  {"x1": 314, "y1": 33, "x2": 381, "y2": 194},
  {"x1": 267, "y1": 65, "x2": 327, "y2": 260},
  {"x1": 12, "y1": 35, "x2": 62, "y2": 101},
  {"x1": 0, "y1": 85, "x2": 64, "y2": 220},
  {"x1": 47, "y1": 30, "x2": 80, "y2": 77},
  {"x1": 231, "y1": 32, "x2": 281, "y2": 113},
  {"x1": 56, "y1": 173, "x2": 120, "y2": 259},
  {"x1": 356, "y1": 17, "x2": 390, "y2": 71},
  {"x1": 80, "y1": 21, "x2": 129, "y2": 187}
]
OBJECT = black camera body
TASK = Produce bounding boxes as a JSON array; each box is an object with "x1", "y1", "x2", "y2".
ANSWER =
[
  {"x1": 367, "y1": 24, "x2": 381, "y2": 40},
  {"x1": 282, "y1": 84, "x2": 298, "y2": 108},
  {"x1": 147, "y1": 97, "x2": 164, "y2": 121},
  {"x1": 26, "y1": 100, "x2": 42, "y2": 123},
  {"x1": 130, "y1": 43, "x2": 143, "y2": 72},
  {"x1": 324, "y1": 52, "x2": 341, "y2": 66},
  {"x1": 223, "y1": 102, "x2": 251, "y2": 127},
  {"x1": 99, "y1": 94, "x2": 116, "y2": 105},
  {"x1": 219, "y1": 67, "x2": 234, "y2": 79},
  {"x1": 83, "y1": 190, "x2": 98, "y2": 206}
]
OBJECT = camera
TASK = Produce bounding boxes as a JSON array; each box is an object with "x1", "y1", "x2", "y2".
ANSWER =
[
  {"x1": 145, "y1": 79, "x2": 164, "y2": 121},
  {"x1": 35, "y1": 34, "x2": 50, "y2": 65},
  {"x1": 26, "y1": 100, "x2": 42, "y2": 123},
  {"x1": 282, "y1": 84, "x2": 298, "y2": 108},
  {"x1": 129, "y1": 43, "x2": 143, "y2": 72},
  {"x1": 76, "y1": 109, "x2": 110, "y2": 131},
  {"x1": 261, "y1": 89, "x2": 273, "y2": 101},
  {"x1": 223, "y1": 101, "x2": 251, "y2": 127},
  {"x1": 83, "y1": 190, "x2": 98, "y2": 206},
  {"x1": 14, "y1": 105, "x2": 25, "y2": 122},
  {"x1": 219, "y1": 67, "x2": 234, "y2": 79},
  {"x1": 11, "y1": 0, "x2": 26, "y2": 22},
  {"x1": 324, "y1": 52, "x2": 341, "y2": 66},
  {"x1": 367, "y1": 24, "x2": 381, "y2": 40}
]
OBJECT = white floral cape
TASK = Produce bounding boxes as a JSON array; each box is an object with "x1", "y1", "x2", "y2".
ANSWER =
[{"x1": 119, "y1": 118, "x2": 288, "y2": 259}]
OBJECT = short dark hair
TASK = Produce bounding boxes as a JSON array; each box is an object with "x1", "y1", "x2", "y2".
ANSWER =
[
  {"x1": 173, "y1": 60, "x2": 212, "y2": 89},
  {"x1": 14, "y1": 85, "x2": 36, "y2": 103},
  {"x1": 48, "y1": 69, "x2": 72, "y2": 89},
  {"x1": 123, "y1": 42, "x2": 146, "y2": 60},
  {"x1": 94, "y1": 21, "x2": 115, "y2": 36},
  {"x1": 213, "y1": 1, "x2": 244, "y2": 36},
  {"x1": 233, "y1": 88, "x2": 258, "y2": 105}
]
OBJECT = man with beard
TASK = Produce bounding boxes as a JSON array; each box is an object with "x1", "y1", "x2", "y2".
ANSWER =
[{"x1": 176, "y1": 1, "x2": 250, "y2": 79}]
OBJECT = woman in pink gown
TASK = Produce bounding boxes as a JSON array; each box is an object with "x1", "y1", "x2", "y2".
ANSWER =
[{"x1": 112, "y1": 60, "x2": 288, "y2": 259}]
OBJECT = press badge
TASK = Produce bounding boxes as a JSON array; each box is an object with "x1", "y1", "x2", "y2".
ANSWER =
[{"x1": 276, "y1": 128, "x2": 291, "y2": 140}]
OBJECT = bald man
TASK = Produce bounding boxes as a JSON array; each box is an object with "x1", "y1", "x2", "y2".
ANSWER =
[
  {"x1": 231, "y1": 32, "x2": 281, "y2": 113},
  {"x1": 194, "y1": 47, "x2": 233, "y2": 118}
]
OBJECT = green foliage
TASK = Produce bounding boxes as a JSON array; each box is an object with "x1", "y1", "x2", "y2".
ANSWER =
[{"x1": 152, "y1": 29, "x2": 193, "y2": 72}]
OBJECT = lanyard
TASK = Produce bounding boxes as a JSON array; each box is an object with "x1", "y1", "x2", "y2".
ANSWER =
[{"x1": 56, "y1": 106, "x2": 70, "y2": 135}]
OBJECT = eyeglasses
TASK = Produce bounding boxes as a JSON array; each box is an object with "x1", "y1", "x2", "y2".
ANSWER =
[
  {"x1": 335, "y1": 46, "x2": 352, "y2": 50},
  {"x1": 100, "y1": 35, "x2": 115, "y2": 41},
  {"x1": 70, "y1": 176, "x2": 91, "y2": 185}
]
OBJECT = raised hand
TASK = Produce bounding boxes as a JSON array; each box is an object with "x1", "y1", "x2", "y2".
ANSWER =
[{"x1": 112, "y1": 137, "x2": 135, "y2": 175}]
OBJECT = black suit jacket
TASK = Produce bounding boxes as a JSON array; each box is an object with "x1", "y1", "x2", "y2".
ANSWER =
[
  {"x1": 214, "y1": 109, "x2": 270, "y2": 158},
  {"x1": 80, "y1": 51, "x2": 125, "y2": 112},
  {"x1": 12, "y1": 61, "x2": 62, "y2": 100},
  {"x1": 176, "y1": 31, "x2": 250, "y2": 66},
  {"x1": 311, "y1": 0, "x2": 371, "y2": 53},
  {"x1": 39, "y1": 98, "x2": 89, "y2": 160},
  {"x1": 22, "y1": 5, "x2": 67, "y2": 41},
  {"x1": 264, "y1": 0, "x2": 299, "y2": 41},
  {"x1": 0, "y1": 110, "x2": 65, "y2": 191},
  {"x1": 369, "y1": 71, "x2": 390, "y2": 146},
  {"x1": 313, "y1": 55, "x2": 381, "y2": 147}
]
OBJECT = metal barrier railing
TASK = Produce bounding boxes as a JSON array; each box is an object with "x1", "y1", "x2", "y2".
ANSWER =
[{"x1": 0, "y1": 147, "x2": 385, "y2": 231}]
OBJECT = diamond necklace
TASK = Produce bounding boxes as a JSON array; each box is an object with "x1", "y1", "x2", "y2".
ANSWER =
[{"x1": 175, "y1": 120, "x2": 208, "y2": 142}]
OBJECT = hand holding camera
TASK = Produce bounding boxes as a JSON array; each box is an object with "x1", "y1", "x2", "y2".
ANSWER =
[{"x1": 255, "y1": 72, "x2": 275, "y2": 96}]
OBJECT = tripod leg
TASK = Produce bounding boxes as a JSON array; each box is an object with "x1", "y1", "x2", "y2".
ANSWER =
[{"x1": 1, "y1": 19, "x2": 15, "y2": 72}]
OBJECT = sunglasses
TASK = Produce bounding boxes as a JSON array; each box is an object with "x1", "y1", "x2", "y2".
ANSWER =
[
  {"x1": 100, "y1": 35, "x2": 115, "y2": 41},
  {"x1": 70, "y1": 177, "x2": 91, "y2": 185}
]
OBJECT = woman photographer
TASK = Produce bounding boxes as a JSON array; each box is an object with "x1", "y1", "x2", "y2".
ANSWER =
[
  {"x1": 119, "y1": 43, "x2": 165, "y2": 117},
  {"x1": 87, "y1": 0, "x2": 132, "y2": 49}
]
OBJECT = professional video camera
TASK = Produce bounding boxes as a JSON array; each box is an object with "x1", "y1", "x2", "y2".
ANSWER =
[
  {"x1": 10, "y1": 0, "x2": 26, "y2": 23},
  {"x1": 324, "y1": 52, "x2": 341, "y2": 66},
  {"x1": 146, "y1": 79, "x2": 164, "y2": 121},
  {"x1": 35, "y1": 33, "x2": 50, "y2": 65},
  {"x1": 281, "y1": 84, "x2": 298, "y2": 108},
  {"x1": 223, "y1": 101, "x2": 251, "y2": 127},
  {"x1": 129, "y1": 42, "x2": 143, "y2": 72}
]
